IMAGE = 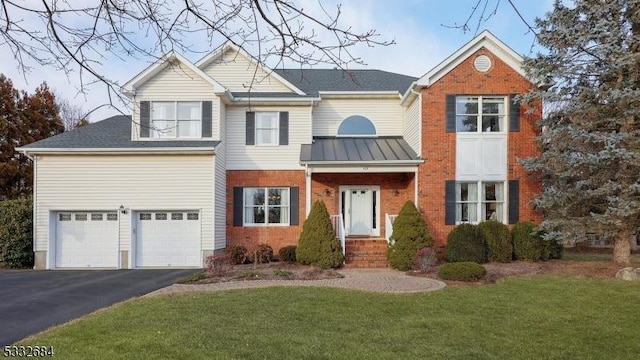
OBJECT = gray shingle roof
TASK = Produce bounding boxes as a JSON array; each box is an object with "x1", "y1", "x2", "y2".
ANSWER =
[
  {"x1": 274, "y1": 69, "x2": 417, "y2": 96},
  {"x1": 300, "y1": 137, "x2": 421, "y2": 163},
  {"x1": 20, "y1": 115, "x2": 219, "y2": 150}
]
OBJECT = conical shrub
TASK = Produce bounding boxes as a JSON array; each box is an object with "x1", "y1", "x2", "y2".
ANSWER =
[
  {"x1": 297, "y1": 200, "x2": 344, "y2": 268},
  {"x1": 387, "y1": 201, "x2": 434, "y2": 271}
]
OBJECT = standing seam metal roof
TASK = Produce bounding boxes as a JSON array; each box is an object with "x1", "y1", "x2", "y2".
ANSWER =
[{"x1": 300, "y1": 137, "x2": 420, "y2": 163}]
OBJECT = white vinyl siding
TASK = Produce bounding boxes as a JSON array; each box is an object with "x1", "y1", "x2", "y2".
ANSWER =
[
  {"x1": 313, "y1": 98, "x2": 403, "y2": 137},
  {"x1": 226, "y1": 105, "x2": 308, "y2": 170},
  {"x1": 131, "y1": 64, "x2": 217, "y2": 140},
  {"x1": 403, "y1": 96, "x2": 421, "y2": 155},
  {"x1": 33, "y1": 154, "x2": 215, "y2": 266},
  {"x1": 213, "y1": 101, "x2": 227, "y2": 250},
  {"x1": 200, "y1": 48, "x2": 293, "y2": 93}
]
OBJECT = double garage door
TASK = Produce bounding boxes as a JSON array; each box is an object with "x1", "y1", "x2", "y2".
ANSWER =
[{"x1": 54, "y1": 210, "x2": 201, "y2": 268}]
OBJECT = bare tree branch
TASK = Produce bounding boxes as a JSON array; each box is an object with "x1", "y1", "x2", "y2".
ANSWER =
[{"x1": 0, "y1": 0, "x2": 393, "y2": 116}]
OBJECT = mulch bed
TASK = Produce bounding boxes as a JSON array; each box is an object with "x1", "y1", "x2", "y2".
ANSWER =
[{"x1": 191, "y1": 261, "x2": 344, "y2": 284}]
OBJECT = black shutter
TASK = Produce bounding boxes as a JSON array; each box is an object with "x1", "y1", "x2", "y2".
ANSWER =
[
  {"x1": 445, "y1": 180, "x2": 456, "y2": 225},
  {"x1": 279, "y1": 112, "x2": 289, "y2": 145},
  {"x1": 445, "y1": 95, "x2": 456, "y2": 132},
  {"x1": 509, "y1": 94, "x2": 520, "y2": 132},
  {"x1": 233, "y1": 187, "x2": 244, "y2": 226},
  {"x1": 201, "y1": 101, "x2": 212, "y2": 138},
  {"x1": 246, "y1": 112, "x2": 255, "y2": 145},
  {"x1": 289, "y1": 187, "x2": 299, "y2": 225},
  {"x1": 140, "y1": 101, "x2": 150, "y2": 138},
  {"x1": 508, "y1": 180, "x2": 520, "y2": 224}
]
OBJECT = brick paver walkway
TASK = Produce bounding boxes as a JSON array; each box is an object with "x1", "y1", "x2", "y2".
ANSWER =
[{"x1": 146, "y1": 269, "x2": 446, "y2": 296}]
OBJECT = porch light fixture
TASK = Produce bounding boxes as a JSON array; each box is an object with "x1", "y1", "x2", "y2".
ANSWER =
[
  {"x1": 392, "y1": 189, "x2": 400, "y2": 196},
  {"x1": 119, "y1": 205, "x2": 127, "y2": 214},
  {"x1": 323, "y1": 188, "x2": 331, "y2": 196}
]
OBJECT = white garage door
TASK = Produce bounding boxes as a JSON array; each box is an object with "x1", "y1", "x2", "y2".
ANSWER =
[
  {"x1": 135, "y1": 211, "x2": 201, "y2": 268},
  {"x1": 55, "y1": 212, "x2": 119, "y2": 268}
]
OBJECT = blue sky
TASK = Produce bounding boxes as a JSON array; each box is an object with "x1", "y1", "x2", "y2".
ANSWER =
[{"x1": 0, "y1": 0, "x2": 554, "y2": 121}]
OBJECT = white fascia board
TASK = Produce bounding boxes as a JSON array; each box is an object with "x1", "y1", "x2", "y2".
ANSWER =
[
  {"x1": 416, "y1": 30, "x2": 525, "y2": 87},
  {"x1": 318, "y1": 91, "x2": 402, "y2": 99},
  {"x1": 231, "y1": 96, "x2": 320, "y2": 105},
  {"x1": 195, "y1": 41, "x2": 307, "y2": 96},
  {"x1": 122, "y1": 51, "x2": 226, "y2": 94},
  {"x1": 399, "y1": 82, "x2": 420, "y2": 106},
  {"x1": 301, "y1": 159, "x2": 424, "y2": 166},
  {"x1": 18, "y1": 148, "x2": 216, "y2": 155},
  {"x1": 306, "y1": 164, "x2": 422, "y2": 174}
]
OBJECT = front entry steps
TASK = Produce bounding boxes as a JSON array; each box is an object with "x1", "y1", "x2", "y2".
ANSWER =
[{"x1": 344, "y1": 238, "x2": 389, "y2": 268}]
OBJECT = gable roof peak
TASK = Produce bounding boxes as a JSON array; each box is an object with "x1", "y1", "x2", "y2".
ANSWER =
[
  {"x1": 122, "y1": 50, "x2": 226, "y2": 95},
  {"x1": 416, "y1": 29, "x2": 526, "y2": 87}
]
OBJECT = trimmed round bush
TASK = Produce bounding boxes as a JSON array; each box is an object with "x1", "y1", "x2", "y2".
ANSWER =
[
  {"x1": 224, "y1": 244, "x2": 248, "y2": 265},
  {"x1": 248, "y1": 244, "x2": 274, "y2": 264},
  {"x1": 512, "y1": 221, "x2": 548, "y2": 260},
  {"x1": 387, "y1": 201, "x2": 434, "y2": 271},
  {"x1": 297, "y1": 201, "x2": 344, "y2": 269},
  {"x1": 438, "y1": 262, "x2": 487, "y2": 282},
  {"x1": 445, "y1": 224, "x2": 488, "y2": 264},
  {"x1": 0, "y1": 197, "x2": 34, "y2": 268},
  {"x1": 278, "y1": 245, "x2": 297, "y2": 262},
  {"x1": 478, "y1": 220, "x2": 513, "y2": 263}
]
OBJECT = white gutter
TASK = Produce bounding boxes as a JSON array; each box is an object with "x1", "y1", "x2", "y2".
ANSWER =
[
  {"x1": 18, "y1": 147, "x2": 216, "y2": 155},
  {"x1": 399, "y1": 81, "x2": 419, "y2": 106}
]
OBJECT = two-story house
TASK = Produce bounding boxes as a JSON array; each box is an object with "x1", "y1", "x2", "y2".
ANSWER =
[{"x1": 19, "y1": 30, "x2": 541, "y2": 270}]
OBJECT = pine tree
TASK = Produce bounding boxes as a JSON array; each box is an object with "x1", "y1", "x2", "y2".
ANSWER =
[
  {"x1": 0, "y1": 76, "x2": 64, "y2": 200},
  {"x1": 521, "y1": 0, "x2": 640, "y2": 264}
]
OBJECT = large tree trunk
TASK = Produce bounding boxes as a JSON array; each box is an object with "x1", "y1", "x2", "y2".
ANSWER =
[{"x1": 613, "y1": 229, "x2": 631, "y2": 265}]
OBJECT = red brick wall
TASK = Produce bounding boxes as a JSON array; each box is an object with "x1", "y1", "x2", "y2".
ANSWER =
[
  {"x1": 312, "y1": 172, "x2": 415, "y2": 237},
  {"x1": 419, "y1": 47, "x2": 542, "y2": 246},
  {"x1": 226, "y1": 170, "x2": 306, "y2": 252}
]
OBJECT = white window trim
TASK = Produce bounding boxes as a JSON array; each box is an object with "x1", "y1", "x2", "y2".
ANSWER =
[
  {"x1": 455, "y1": 180, "x2": 507, "y2": 225},
  {"x1": 254, "y1": 112, "x2": 280, "y2": 146},
  {"x1": 151, "y1": 101, "x2": 202, "y2": 139},
  {"x1": 456, "y1": 96, "x2": 507, "y2": 134},
  {"x1": 243, "y1": 187, "x2": 290, "y2": 227}
]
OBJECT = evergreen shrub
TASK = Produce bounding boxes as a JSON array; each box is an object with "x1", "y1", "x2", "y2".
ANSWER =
[
  {"x1": 445, "y1": 224, "x2": 488, "y2": 263},
  {"x1": 438, "y1": 262, "x2": 487, "y2": 282},
  {"x1": 0, "y1": 197, "x2": 33, "y2": 268},
  {"x1": 512, "y1": 221, "x2": 549, "y2": 260},
  {"x1": 478, "y1": 220, "x2": 513, "y2": 263},
  {"x1": 297, "y1": 201, "x2": 344, "y2": 269},
  {"x1": 387, "y1": 201, "x2": 434, "y2": 271}
]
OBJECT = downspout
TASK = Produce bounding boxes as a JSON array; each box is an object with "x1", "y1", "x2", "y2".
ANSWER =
[{"x1": 31, "y1": 153, "x2": 38, "y2": 269}]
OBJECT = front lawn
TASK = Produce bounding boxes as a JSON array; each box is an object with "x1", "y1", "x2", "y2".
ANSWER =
[{"x1": 19, "y1": 275, "x2": 640, "y2": 359}]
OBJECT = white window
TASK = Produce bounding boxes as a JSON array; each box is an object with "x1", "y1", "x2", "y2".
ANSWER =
[
  {"x1": 151, "y1": 101, "x2": 201, "y2": 138},
  {"x1": 456, "y1": 96, "x2": 506, "y2": 133},
  {"x1": 255, "y1": 112, "x2": 279, "y2": 145},
  {"x1": 456, "y1": 181, "x2": 505, "y2": 223},
  {"x1": 243, "y1": 187, "x2": 290, "y2": 225}
]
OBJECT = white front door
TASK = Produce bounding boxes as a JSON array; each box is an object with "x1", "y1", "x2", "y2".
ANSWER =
[{"x1": 350, "y1": 189, "x2": 373, "y2": 235}]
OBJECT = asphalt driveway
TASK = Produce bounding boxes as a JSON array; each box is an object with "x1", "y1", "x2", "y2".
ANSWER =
[{"x1": 0, "y1": 269, "x2": 195, "y2": 346}]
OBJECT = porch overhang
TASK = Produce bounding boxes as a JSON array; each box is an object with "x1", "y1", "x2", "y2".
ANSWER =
[
  {"x1": 303, "y1": 163, "x2": 421, "y2": 173},
  {"x1": 300, "y1": 136, "x2": 422, "y2": 166}
]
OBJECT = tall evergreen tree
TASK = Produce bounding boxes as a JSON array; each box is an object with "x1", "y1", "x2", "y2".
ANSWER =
[
  {"x1": 521, "y1": 0, "x2": 640, "y2": 264},
  {"x1": 0, "y1": 75, "x2": 64, "y2": 200}
]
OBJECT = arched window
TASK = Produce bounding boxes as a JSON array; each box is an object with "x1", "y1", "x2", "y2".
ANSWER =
[{"x1": 337, "y1": 115, "x2": 377, "y2": 136}]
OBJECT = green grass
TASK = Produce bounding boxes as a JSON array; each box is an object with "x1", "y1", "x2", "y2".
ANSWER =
[{"x1": 20, "y1": 276, "x2": 640, "y2": 359}]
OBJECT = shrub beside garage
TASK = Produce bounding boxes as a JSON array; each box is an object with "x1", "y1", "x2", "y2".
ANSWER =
[{"x1": 0, "y1": 197, "x2": 33, "y2": 268}]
